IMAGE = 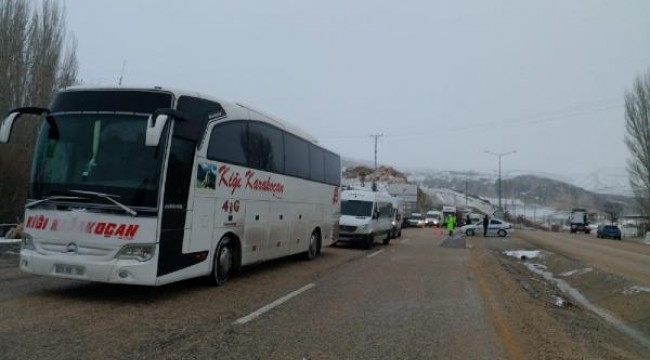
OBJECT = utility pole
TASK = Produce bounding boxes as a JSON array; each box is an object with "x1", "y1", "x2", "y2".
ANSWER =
[
  {"x1": 465, "y1": 175, "x2": 468, "y2": 208},
  {"x1": 485, "y1": 150, "x2": 517, "y2": 211},
  {"x1": 369, "y1": 134, "x2": 383, "y2": 192},
  {"x1": 369, "y1": 134, "x2": 383, "y2": 170}
]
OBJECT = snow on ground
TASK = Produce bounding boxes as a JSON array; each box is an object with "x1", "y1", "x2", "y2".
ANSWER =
[
  {"x1": 623, "y1": 286, "x2": 650, "y2": 296},
  {"x1": 503, "y1": 250, "x2": 541, "y2": 260},
  {"x1": 422, "y1": 187, "x2": 496, "y2": 214},
  {"x1": 559, "y1": 268, "x2": 594, "y2": 277}
]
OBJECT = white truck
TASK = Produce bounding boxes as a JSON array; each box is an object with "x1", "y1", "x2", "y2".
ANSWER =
[
  {"x1": 338, "y1": 190, "x2": 395, "y2": 249},
  {"x1": 569, "y1": 208, "x2": 591, "y2": 234}
]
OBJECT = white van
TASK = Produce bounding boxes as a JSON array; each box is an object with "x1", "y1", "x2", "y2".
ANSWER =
[
  {"x1": 338, "y1": 190, "x2": 395, "y2": 249},
  {"x1": 425, "y1": 210, "x2": 443, "y2": 228},
  {"x1": 391, "y1": 197, "x2": 403, "y2": 239}
]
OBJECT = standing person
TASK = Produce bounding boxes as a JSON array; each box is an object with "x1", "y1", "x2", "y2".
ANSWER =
[
  {"x1": 446, "y1": 214, "x2": 456, "y2": 237},
  {"x1": 482, "y1": 214, "x2": 489, "y2": 237}
]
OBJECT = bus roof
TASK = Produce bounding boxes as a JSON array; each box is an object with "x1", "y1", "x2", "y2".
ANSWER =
[{"x1": 60, "y1": 85, "x2": 320, "y2": 145}]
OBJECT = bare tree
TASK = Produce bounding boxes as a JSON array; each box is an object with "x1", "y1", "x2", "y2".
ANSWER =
[
  {"x1": 0, "y1": 0, "x2": 78, "y2": 223},
  {"x1": 624, "y1": 70, "x2": 650, "y2": 218},
  {"x1": 602, "y1": 201, "x2": 623, "y2": 224}
]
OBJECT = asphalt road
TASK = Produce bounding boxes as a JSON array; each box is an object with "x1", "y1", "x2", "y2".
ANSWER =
[{"x1": 0, "y1": 228, "x2": 648, "y2": 359}]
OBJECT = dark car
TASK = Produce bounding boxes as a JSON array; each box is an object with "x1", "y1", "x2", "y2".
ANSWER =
[{"x1": 597, "y1": 225, "x2": 622, "y2": 240}]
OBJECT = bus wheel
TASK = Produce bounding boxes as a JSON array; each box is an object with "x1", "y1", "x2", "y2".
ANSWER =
[
  {"x1": 212, "y1": 236, "x2": 234, "y2": 286},
  {"x1": 305, "y1": 231, "x2": 319, "y2": 260}
]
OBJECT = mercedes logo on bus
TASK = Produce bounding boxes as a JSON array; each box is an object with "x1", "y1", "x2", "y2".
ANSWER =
[{"x1": 65, "y1": 242, "x2": 78, "y2": 254}]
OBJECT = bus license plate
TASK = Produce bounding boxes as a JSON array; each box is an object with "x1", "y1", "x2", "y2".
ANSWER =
[{"x1": 54, "y1": 264, "x2": 85, "y2": 276}]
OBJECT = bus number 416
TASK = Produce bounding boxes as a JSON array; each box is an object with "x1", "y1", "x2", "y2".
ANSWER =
[{"x1": 222, "y1": 200, "x2": 240, "y2": 214}]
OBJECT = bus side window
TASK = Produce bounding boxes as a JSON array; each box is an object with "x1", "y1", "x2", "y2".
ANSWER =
[
  {"x1": 207, "y1": 122, "x2": 247, "y2": 166},
  {"x1": 284, "y1": 133, "x2": 309, "y2": 179},
  {"x1": 247, "y1": 122, "x2": 284, "y2": 173}
]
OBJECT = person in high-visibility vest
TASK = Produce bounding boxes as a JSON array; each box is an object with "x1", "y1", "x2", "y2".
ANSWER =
[{"x1": 445, "y1": 214, "x2": 456, "y2": 237}]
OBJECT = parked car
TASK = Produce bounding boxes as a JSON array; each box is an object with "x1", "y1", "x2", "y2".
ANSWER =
[
  {"x1": 461, "y1": 219, "x2": 512, "y2": 237},
  {"x1": 596, "y1": 225, "x2": 622, "y2": 240}
]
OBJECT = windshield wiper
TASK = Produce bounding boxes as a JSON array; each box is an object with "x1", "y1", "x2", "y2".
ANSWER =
[
  {"x1": 26, "y1": 196, "x2": 89, "y2": 209},
  {"x1": 68, "y1": 190, "x2": 138, "y2": 217}
]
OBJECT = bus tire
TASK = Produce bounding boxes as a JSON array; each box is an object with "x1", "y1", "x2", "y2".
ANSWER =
[
  {"x1": 212, "y1": 235, "x2": 234, "y2": 286},
  {"x1": 304, "y1": 230, "x2": 319, "y2": 260}
]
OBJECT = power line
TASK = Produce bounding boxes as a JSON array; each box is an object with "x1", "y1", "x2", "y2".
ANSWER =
[{"x1": 319, "y1": 99, "x2": 624, "y2": 140}]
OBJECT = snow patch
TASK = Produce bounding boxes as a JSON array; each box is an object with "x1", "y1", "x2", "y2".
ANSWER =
[
  {"x1": 559, "y1": 268, "x2": 593, "y2": 277},
  {"x1": 623, "y1": 286, "x2": 650, "y2": 296},
  {"x1": 503, "y1": 250, "x2": 541, "y2": 260},
  {"x1": 523, "y1": 262, "x2": 650, "y2": 349}
]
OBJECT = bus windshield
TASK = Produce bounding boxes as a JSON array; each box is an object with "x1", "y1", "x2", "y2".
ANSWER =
[
  {"x1": 341, "y1": 200, "x2": 373, "y2": 217},
  {"x1": 30, "y1": 113, "x2": 168, "y2": 208}
]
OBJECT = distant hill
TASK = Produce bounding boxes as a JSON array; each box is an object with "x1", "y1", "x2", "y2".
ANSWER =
[
  {"x1": 415, "y1": 172, "x2": 633, "y2": 214},
  {"x1": 341, "y1": 157, "x2": 635, "y2": 215}
]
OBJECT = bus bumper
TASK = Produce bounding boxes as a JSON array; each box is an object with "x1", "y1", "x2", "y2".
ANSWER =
[{"x1": 19, "y1": 249, "x2": 159, "y2": 286}]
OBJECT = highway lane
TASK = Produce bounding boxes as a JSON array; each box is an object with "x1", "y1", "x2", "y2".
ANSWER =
[{"x1": 1, "y1": 228, "x2": 647, "y2": 359}]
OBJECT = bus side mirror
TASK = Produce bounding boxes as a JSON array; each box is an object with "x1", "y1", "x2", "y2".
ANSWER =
[
  {"x1": 0, "y1": 112, "x2": 21, "y2": 143},
  {"x1": 146, "y1": 108, "x2": 191, "y2": 146},
  {"x1": 146, "y1": 113, "x2": 169, "y2": 147},
  {"x1": 1, "y1": 107, "x2": 51, "y2": 143}
]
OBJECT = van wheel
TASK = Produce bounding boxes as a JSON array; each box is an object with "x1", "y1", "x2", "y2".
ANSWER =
[
  {"x1": 497, "y1": 229, "x2": 507, "y2": 237},
  {"x1": 304, "y1": 231, "x2": 319, "y2": 260},
  {"x1": 365, "y1": 235, "x2": 374, "y2": 250},
  {"x1": 397, "y1": 229, "x2": 402, "y2": 238},
  {"x1": 383, "y1": 231, "x2": 391, "y2": 245},
  {"x1": 212, "y1": 236, "x2": 234, "y2": 286}
]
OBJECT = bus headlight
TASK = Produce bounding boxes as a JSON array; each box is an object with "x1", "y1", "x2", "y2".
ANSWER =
[
  {"x1": 21, "y1": 233, "x2": 35, "y2": 250},
  {"x1": 116, "y1": 244, "x2": 155, "y2": 262}
]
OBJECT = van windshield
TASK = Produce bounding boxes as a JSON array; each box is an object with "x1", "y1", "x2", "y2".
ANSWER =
[{"x1": 341, "y1": 200, "x2": 373, "y2": 217}]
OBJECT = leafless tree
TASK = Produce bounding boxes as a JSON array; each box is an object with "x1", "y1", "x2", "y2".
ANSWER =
[
  {"x1": 602, "y1": 201, "x2": 623, "y2": 224},
  {"x1": 625, "y1": 70, "x2": 650, "y2": 218},
  {"x1": 0, "y1": 0, "x2": 78, "y2": 223}
]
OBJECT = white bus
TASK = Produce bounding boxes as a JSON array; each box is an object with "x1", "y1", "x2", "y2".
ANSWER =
[{"x1": 0, "y1": 86, "x2": 341, "y2": 286}]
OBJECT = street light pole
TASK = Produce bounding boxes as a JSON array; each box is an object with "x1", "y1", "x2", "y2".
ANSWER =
[{"x1": 485, "y1": 150, "x2": 517, "y2": 211}]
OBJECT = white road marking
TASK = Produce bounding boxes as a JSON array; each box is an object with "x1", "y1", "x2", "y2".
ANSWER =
[
  {"x1": 367, "y1": 249, "x2": 385, "y2": 258},
  {"x1": 401, "y1": 238, "x2": 410, "y2": 244},
  {"x1": 234, "y1": 283, "x2": 316, "y2": 325}
]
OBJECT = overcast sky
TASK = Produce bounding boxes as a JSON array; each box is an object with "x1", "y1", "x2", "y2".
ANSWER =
[{"x1": 64, "y1": 0, "x2": 650, "y2": 180}]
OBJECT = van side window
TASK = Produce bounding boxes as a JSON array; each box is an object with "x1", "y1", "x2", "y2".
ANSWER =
[{"x1": 378, "y1": 202, "x2": 393, "y2": 218}]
